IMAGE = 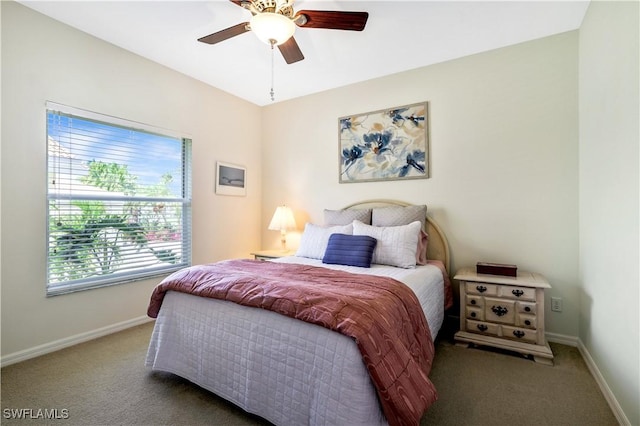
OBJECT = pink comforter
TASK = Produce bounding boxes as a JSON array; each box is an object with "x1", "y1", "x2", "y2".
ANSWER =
[{"x1": 148, "y1": 259, "x2": 438, "y2": 426}]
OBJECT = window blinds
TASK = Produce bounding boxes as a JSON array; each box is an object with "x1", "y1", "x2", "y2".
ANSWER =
[{"x1": 46, "y1": 102, "x2": 192, "y2": 295}]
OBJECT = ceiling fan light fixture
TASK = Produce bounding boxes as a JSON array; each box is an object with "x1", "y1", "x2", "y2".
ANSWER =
[{"x1": 250, "y1": 12, "x2": 295, "y2": 45}]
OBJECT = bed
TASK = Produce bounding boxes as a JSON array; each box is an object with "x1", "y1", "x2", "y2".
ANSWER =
[{"x1": 145, "y1": 200, "x2": 451, "y2": 426}]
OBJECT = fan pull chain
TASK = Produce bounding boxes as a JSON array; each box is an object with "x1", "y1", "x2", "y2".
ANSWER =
[{"x1": 269, "y1": 40, "x2": 275, "y2": 101}]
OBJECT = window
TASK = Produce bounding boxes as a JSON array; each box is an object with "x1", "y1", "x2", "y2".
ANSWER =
[{"x1": 46, "y1": 102, "x2": 192, "y2": 296}]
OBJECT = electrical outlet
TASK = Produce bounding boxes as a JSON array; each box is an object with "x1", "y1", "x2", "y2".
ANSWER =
[{"x1": 551, "y1": 297, "x2": 563, "y2": 312}]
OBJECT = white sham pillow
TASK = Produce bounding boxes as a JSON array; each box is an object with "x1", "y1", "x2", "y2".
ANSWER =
[
  {"x1": 295, "y1": 222, "x2": 353, "y2": 260},
  {"x1": 352, "y1": 220, "x2": 421, "y2": 268}
]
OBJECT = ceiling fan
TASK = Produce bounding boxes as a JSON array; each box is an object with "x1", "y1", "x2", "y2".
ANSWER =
[{"x1": 197, "y1": 0, "x2": 369, "y2": 64}]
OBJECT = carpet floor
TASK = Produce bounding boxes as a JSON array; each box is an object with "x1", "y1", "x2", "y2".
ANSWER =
[{"x1": 1, "y1": 321, "x2": 618, "y2": 425}]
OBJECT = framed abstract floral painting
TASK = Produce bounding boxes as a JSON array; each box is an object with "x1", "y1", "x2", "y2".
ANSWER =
[{"x1": 339, "y1": 102, "x2": 429, "y2": 183}]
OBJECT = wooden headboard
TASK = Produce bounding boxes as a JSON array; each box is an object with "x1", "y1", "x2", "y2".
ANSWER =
[{"x1": 342, "y1": 199, "x2": 450, "y2": 274}]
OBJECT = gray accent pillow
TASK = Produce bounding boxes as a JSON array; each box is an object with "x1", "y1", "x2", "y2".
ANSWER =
[
  {"x1": 371, "y1": 205, "x2": 427, "y2": 228},
  {"x1": 324, "y1": 208, "x2": 372, "y2": 226}
]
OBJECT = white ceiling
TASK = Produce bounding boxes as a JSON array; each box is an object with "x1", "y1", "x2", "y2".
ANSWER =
[{"x1": 18, "y1": 1, "x2": 590, "y2": 106}]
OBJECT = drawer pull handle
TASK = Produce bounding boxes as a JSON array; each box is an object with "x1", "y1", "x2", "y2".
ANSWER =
[
  {"x1": 476, "y1": 285, "x2": 487, "y2": 293},
  {"x1": 524, "y1": 306, "x2": 531, "y2": 312},
  {"x1": 470, "y1": 299, "x2": 477, "y2": 305},
  {"x1": 513, "y1": 330, "x2": 525, "y2": 338},
  {"x1": 477, "y1": 324, "x2": 488, "y2": 332},
  {"x1": 491, "y1": 305, "x2": 508, "y2": 316},
  {"x1": 470, "y1": 312, "x2": 477, "y2": 318},
  {"x1": 524, "y1": 320, "x2": 531, "y2": 326},
  {"x1": 512, "y1": 289, "x2": 524, "y2": 297}
]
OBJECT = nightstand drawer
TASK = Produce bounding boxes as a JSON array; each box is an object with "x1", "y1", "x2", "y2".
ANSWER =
[
  {"x1": 484, "y1": 298, "x2": 515, "y2": 324},
  {"x1": 465, "y1": 306, "x2": 484, "y2": 321},
  {"x1": 466, "y1": 282, "x2": 498, "y2": 296},
  {"x1": 502, "y1": 326, "x2": 537, "y2": 343},
  {"x1": 517, "y1": 314, "x2": 537, "y2": 329},
  {"x1": 517, "y1": 301, "x2": 537, "y2": 314},
  {"x1": 499, "y1": 285, "x2": 536, "y2": 301},
  {"x1": 467, "y1": 295, "x2": 484, "y2": 308},
  {"x1": 466, "y1": 320, "x2": 499, "y2": 336}
]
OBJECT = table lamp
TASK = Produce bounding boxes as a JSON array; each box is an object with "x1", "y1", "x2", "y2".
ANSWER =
[{"x1": 268, "y1": 205, "x2": 297, "y2": 251}]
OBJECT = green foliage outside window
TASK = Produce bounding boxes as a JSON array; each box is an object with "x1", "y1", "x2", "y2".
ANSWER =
[{"x1": 48, "y1": 160, "x2": 182, "y2": 284}]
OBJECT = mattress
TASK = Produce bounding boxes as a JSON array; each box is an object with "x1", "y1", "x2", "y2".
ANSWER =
[{"x1": 145, "y1": 257, "x2": 445, "y2": 426}]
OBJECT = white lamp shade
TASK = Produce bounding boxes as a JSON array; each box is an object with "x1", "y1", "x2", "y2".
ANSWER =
[
  {"x1": 250, "y1": 12, "x2": 296, "y2": 46},
  {"x1": 268, "y1": 206, "x2": 296, "y2": 231}
]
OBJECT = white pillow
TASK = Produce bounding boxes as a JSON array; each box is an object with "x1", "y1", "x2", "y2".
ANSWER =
[
  {"x1": 352, "y1": 220, "x2": 421, "y2": 268},
  {"x1": 295, "y1": 222, "x2": 353, "y2": 260}
]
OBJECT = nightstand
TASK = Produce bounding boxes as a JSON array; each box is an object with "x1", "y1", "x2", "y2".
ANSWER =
[
  {"x1": 250, "y1": 249, "x2": 295, "y2": 261},
  {"x1": 454, "y1": 267, "x2": 554, "y2": 365}
]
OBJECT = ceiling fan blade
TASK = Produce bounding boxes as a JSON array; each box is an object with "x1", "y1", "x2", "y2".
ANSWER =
[
  {"x1": 278, "y1": 37, "x2": 304, "y2": 64},
  {"x1": 295, "y1": 10, "x2": 368, "y2": 31},
  {"x1": 198, "y1": 22, "x2": 250, "y2": 45}
]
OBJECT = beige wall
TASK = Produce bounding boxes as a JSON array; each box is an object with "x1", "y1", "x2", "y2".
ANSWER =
[
  {"x1": 261, "y1": 31, "x2": 580, "y2": 337},
  {"x1": 579, "y1": 2, "x2": 639, "y2": 425},
  {"x1": 2, "y1": 1, "x2": 638, "y2": 423},
  {"x1": 1, "y1": 2, "x2": 262, "y2": 357}
]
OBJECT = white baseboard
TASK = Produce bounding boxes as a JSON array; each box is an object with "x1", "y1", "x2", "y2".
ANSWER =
[
  {"x1": 546, "y1": 331, "x2": 630, "y2": 425},
  {"x1": 576, "y1": 339, "x2": 631, "y2": 426},
  {"x1": 1, "y1": 315, "x2": 153, "y2": 368},
  {"x1": 546, "y1": 331, "x2": 579, "y2": 347}
]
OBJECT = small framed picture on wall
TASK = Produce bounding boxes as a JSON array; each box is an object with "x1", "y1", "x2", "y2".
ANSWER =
[{"x1": 215, "y1": 161, "x2": 246, "y2": 196}]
